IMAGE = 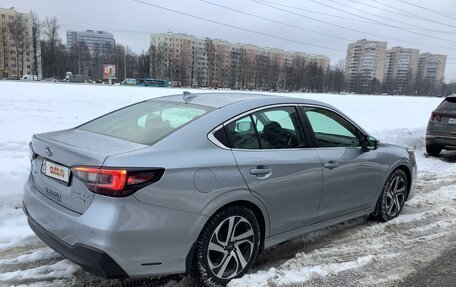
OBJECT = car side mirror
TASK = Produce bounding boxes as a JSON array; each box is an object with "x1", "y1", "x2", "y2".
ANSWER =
[
  {"x1": 237, "y1": 121, "x2": 252, "y2": 132},
  {"x1": 361, "y1": 135, "x2": 378, "y2": 152}
]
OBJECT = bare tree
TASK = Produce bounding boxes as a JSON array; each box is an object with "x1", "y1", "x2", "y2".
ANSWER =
[
  {"x1": 0, "y1": 20, "x2": 8, "y2": 77},
  {"x1": 114, "y1": 44, "x2": 126, "y2": 81},
  {"x1": 30, "y1": 11, "x2": 41, "y2": 79},
  {"x1": 205, "y1": 38, "x2": 215, "y2": 87},
  {"x1": 229, "y1": 49, "x2": 241, "y2": 89},
  {"x1": 137, "y1": 50, "x2": 150, "y2": 79},
  {"x1": 43, "y1": 17, "x2": 59, "y2": 45},
  {"x1": 42, "y1": 16, "x2": 60, "y2": 78}
]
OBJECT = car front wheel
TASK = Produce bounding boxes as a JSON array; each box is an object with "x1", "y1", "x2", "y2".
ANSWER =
[
  {"x1": 192, "y1": 206, "x2": 260, "y2": 287},
  {"x1": 376, "y1": 169, "x2": 408, "y2": 222}
]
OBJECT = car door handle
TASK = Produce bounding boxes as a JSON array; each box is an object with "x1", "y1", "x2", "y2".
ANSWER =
[
  {"x1": 250, "y1": 166, "x2": 272, "y2": 176},
  {"x1": 324, "y1": 161, "x2": 340, "y2": 169}
]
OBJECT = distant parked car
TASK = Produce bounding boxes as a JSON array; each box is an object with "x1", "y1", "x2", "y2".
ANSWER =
[
  {"x1": 24, "y1": 93, "x2": 416, "y2": 286},
  {"x1": 21, "y1": 74, "x2": 38, "y2": 81},
  {"x1": 426, "y1": 95, "x2": 456, "y2": 156}
]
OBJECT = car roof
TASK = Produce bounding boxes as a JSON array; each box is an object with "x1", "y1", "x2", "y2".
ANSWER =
[{"x1": 152, "y1": 92, "x2": 330, "y2": 109}]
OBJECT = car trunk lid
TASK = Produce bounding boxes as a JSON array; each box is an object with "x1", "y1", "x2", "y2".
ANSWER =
[{"x1": 31, "y1": 128, "x2": 148, "y2": 214}]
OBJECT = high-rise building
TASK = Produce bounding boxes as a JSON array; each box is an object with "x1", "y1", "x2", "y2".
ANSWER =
[
  {"x1": 150, "y1": 32, "x2": 330, "y2": 88},
  {"x1": 384, "y1": 47, "x2": 420, "y2": 93},
  {"x1": 417, "y1": 53, "x2": 447, "y2": 83},
  {"x1": 0, "y1": 7, "x2": 39, "y2": 79},
  {"x1": 66, "y1": 30, "x2": 115, "y2": 55},
  {"x1": 345, "y1": 39, "x2": 387, "y2": 92}
]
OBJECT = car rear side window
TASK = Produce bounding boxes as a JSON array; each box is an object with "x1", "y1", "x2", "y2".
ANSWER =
[
  {"x1": 226, "y1": 115, "x2": 261, "y2": 149},
  {"x1": 224, "y1": 106, "x2": 306, "y2": 149},
  {"x1": 79, "y1": 101, "x2": 214, "y2": 145},
  {"x1": 437, "y1": 98, "x2": 456, "y2": 111}
]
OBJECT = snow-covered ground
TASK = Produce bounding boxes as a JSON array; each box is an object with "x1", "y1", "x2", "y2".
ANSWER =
[{"x1": 0, "y1": 81, "x2": 455, "y2": 287}]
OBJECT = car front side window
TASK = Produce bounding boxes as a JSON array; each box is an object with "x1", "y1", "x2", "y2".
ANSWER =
[{"x1": 303, "y1": 107, "x2": 360, "y2": 148}]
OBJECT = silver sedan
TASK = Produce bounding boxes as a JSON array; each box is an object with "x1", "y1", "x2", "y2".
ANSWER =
[{"x1": 23, "y1": 92, "x2": 417, "y2": 286}]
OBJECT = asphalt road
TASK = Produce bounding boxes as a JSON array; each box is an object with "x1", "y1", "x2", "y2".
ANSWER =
[{"x1": 401, "y1": 244, "x2": 456, "y2": 287}]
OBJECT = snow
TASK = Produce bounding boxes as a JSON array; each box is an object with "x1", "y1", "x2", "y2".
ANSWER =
[
  {"x1": 0, "y1": 81, "x2": 455, "y2": 286},
  {"x1": 229, "y1": 255, "x2": 376, "y2": 287},
  {"x1": 0, "y1": 259, "x2": 78, "y2": 281}
]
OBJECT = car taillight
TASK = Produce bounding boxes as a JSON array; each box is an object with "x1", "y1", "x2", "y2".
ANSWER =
[
  {"x1": 72, "y1": 166, "x2": 164, "y2": 197},
  {"x1": 430, "y1": 112, "x2": 441, "y2": 122}
]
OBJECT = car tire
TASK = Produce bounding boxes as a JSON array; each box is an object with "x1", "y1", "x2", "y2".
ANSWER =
[
  {"x1": 192, "y1": 206, "x2": 260, "y2": 287},
  {"x1": 376, "y1": 169, "x2": 408, "y2": 222},
  {"x1": 426, "y1": 144, "x2": 442, "y2": 156}
]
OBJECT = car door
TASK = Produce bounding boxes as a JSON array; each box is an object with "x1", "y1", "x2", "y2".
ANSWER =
[
  {"x1": 226, "y1": 105, "x2": 323, "y2": 236},
  {"x1": 301, "y1": 106, "x2": 382, "y2": 221}
]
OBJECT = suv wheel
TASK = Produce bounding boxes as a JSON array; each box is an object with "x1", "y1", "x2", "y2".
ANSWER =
[
  {"x1": 426, "y1": 144, "x2": 442, "y2": 156},
  {"x1": 192, "y1": 206, "x2": 260, "y2": 287}
]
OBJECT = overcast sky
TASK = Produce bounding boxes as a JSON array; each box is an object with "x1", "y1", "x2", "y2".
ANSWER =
[{"x1": 3, "y1": 0, "x2": 456, "y2": 81}]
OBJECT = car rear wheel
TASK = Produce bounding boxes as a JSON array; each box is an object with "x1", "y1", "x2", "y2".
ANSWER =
[
  {"x1": 376, "y1": 169, "x2": 408, "y2": 222},
  {"x1": 192, "y1": 206, "x2": 260, "y2": 287},
  {"x1": 426, "y1": 144, "x2": 442, "y2": 156}
]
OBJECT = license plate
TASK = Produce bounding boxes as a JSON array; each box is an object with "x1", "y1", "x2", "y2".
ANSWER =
[
  {"x1": 449, "y1": 118, "x2": 456, "y2": 124},
  {"x1": 42, "y1": 159, "x2": 70, "y2": 184}
]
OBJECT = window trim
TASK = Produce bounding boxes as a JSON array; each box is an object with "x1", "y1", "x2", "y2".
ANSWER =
[{"x1": 208, "y1": 104, "x2": 311, "y2": 151}]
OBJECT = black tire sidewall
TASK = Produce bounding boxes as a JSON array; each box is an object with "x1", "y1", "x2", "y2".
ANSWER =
[
  {"x1": 378, "y1": 169, "x2": 408, "y2": 222},
  {"x1": 193, "y1": 206, "x2": 260, "y2": 287},
  {"x1": 426, "y1": 144, "x2": 442, "y2": 156}
]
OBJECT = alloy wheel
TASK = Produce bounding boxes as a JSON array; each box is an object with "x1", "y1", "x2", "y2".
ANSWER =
[
  {"x1": 207, "y1": 215, "x2": 255, "y2": 280},
  {"x1": 385, "y1": 175, "x2": 406, "y2": 218}
]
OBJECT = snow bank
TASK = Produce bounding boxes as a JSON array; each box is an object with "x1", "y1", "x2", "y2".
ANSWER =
[
  {"x1": 0, "y1": 248, "x2": 59, "y2": 265},
  {"x1": 0, "y1": 81, "x2": 453, "y2": 286},
  {"x1": 229, "y1": 255, "x2": 375, "y2": 287},
  {"x1": 0, "y1": 259, "x2": 78, "y2": 281}
]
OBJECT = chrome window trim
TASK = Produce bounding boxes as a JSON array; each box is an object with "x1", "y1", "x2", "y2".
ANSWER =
[
  {"x1": 208, "y1": 104, "x2": 303, "y2": 151},
  {"x1": 207, "y1": 103, "x2": 370, "y2": 151},
  {"x1": 207, "y1": 124, "x2": 230, "y2": 150}
]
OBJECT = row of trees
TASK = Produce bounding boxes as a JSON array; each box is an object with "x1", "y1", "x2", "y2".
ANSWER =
[
  {"x1": 38, "y1": 16, "x2": 150, "y2": 82},
  {"x1": 18, "y1": 13, "x2": 455, "y2": 97},
  {"x1": 349, "y1": 71, "x2": 455, "y2": 97},
  {"x1": 149, "y1": 39, "x2": 453, "y2": 96},
  {"x1": 150, "y1": 39, "x2": 345, "y2": 93}
]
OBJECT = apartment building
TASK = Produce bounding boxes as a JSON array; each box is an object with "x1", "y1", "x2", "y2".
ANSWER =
[
  {"x1": 417, "y1": 53, "x2": 447, "y2": 83},
  {"x1": 0, "y1": 7, "x2": 37, "y2": 78},
  {"x1": 150, "y1": 32, "x2": 330, "y2": 88},
  {"x1": 345, "y1": 39, "x2": 388, "y2": 92},
  {"x1": 66, "y1": 30, "x2": 115, "y2": 55},
  {"x1": 384, "y1": 47, "x2": 420, "y2": 93}
]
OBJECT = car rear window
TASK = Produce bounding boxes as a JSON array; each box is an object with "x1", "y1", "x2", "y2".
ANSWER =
[
  {"x1": 79, "y1": 101, "x2": 214, "y2": 145},
  {"x1": 437, "y1": 98, "x2": 456, "y2": 112}
]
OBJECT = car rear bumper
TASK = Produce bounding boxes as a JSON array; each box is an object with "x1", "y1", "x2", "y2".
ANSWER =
[
  {"x1": 23, "y1": 174, "x2": 207, "y2": 278},
  {"x1": 24, "y1": 203, "x2": 128, "y2": 278},
  {"x1": 426, "y1": 133, "x2": 456, "y2": 150}
]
